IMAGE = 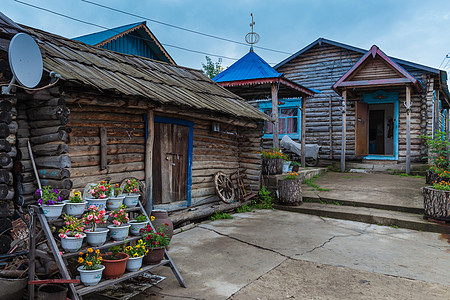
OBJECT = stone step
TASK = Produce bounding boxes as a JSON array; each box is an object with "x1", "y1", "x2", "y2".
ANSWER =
[{"x1": 274, "y1": 202, "x2": 450, "y2": 234}]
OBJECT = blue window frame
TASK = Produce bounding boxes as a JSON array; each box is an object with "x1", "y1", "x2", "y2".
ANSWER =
[{"x1": 259, "y1": 99, "x2": 301, "y2": 140}]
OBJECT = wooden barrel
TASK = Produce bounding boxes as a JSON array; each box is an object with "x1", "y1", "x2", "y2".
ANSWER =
[{"x1": 423, "y1": 186, "x2": 450, "y2": 221}]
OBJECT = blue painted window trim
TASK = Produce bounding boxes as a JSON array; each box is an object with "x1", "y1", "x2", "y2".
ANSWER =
[
  {"x1": 145, "y1": 115, "x2": 194, "y2": 209},
  {"x1": 259, "y1": 99, "x2": 302, "y2": 140},
  {"x1": 362, "y1": 90, "x2": 399, "y2": 161}
]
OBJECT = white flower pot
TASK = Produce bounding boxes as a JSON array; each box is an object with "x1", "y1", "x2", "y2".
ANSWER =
[
  {"x1": 60, "y1": 233, "x2": 86, "y2": 252},
  {"x1": 107, "y1": 224, "x2": 131, "y2": 241},
  {"x1": 77, "y1": 265, "x2": 105, "y2": 286},
  {"x1": 63, "y1": 200, "x2": 86, "y2": 217},
  {"x1": 126, "y1": 256, "x2": 143, "y2": 272},
  {"x1": 123, "y1": 194, "x2": 139, "y2": 208},
  {"x1": 85, "y1": 198, "x2": 108, "y2": 210},
  {"x1": 129, "y1": 220, "x2": 148, "y2": 236},
  {"x1": 84, "y1": 228, "x2": 109, "y2": 247},
  {"x1": 106, "y1": 196, "x2": 125, "y2": 210},
  {"x1": 41, "y1": 203, "x2": 65, "y2": 220}
]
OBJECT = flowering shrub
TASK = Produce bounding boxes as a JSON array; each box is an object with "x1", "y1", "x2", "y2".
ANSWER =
[
  {"x1": 122, "y1": 178, "x2": 139, "y2": 195},
  {"x1": 113, "y1": 183, "x2": 122, "y2": 197},
  {"x1": 83, "y1": 205, "x2": 107, "y2": 231},
  {"x1": 88, "y1": 181, "x2": 112, "y2": 199},
  {"x1": 140, "y1": 223, "x2": 170, "y2": 249},
  {"x1": 69, "y1": 190, "x2": 83, "y2": 203},
  {"x1": 123, "y1": 239, "x2": 148, "y2": 257},
  {"x1": 261, "y1": 148, "x2": 288, "y2": 160},
  {"x1": 36, "y1": 186, "x2": 62, "y2": 205},
  {"x1": 78, "y1": 248, "x2": 102, "y2": 270},
  {"x1": 59, "y1": 214, "x2": 85, "y2": 238},
  {"x1": 432, "y1": 181, "x2": 450, "y2": 191},
  {"x1": 109, "y1": 205, "x2": 129, "y2": 226},
  {"x1": 285, "y1": 171, "x2": 299, "y2": 180}
]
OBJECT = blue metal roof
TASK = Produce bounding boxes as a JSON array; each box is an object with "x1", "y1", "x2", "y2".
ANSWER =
[
  {"x1": 73, "y1": 22, "x2": 144, "y2": 45},
  {"x1": 213, "y1": 49, "x2": 282, "y2": 82}
]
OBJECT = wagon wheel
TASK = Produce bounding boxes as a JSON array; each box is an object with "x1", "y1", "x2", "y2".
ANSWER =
[
  {"x1": 119, "y1": 177, "x2": 146, "y2": 205},
  {"x1": 214, "y1": 172, "x2": 235, "y2": 204}
]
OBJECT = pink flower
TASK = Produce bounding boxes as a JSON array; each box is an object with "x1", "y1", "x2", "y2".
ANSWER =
[
  {"x1": 99, "y1": 194, "x2": 106, "y2": 199},
  {"x1": 89, "y1": 189, "x2": 95, "y2": 194},
  {"x1": 113, "y1": 220, "x2": 121, "y2": 226},
  {"x1": 133, "y1": 188, "x2": 137, "y2": 192},
  {"x1": 127, "y1": 180, "x2": 131, "y2": 184},
  {"x1": 114, "y1": 214, "x2": 118, "y2": 218},
  {"x1": 65, "y1": 221, "x2": 70, "y2": 226},
  {"x1": 75, "y1": 233, "x2": 82, "y2": 238},
  {"x1": 59, "y1": 233, "x2": 68, "y2": 239},
  {"x1": 87, "y1": 215, "x2": 93, "y2": 221}
]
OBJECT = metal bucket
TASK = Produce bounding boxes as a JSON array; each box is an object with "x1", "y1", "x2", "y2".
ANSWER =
[
  {"x1": 0, "y1": 277, "x2": 27, "y2": 300},
  {"x1": 37, "y1": 284, "x2": 67, "y2": 300}
]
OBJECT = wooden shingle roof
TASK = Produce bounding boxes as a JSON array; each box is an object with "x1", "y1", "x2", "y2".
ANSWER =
[{"x1": 0, "y1": 13, "x2": 270, "y2": 122}]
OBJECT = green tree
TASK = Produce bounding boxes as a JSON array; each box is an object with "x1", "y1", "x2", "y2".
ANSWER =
[{"x1": 202, "y1": 56, "x2": 223, "y2": 78}]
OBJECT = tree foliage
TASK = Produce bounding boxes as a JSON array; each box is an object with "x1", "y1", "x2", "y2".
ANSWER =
[{"x1": 202, "y1": 56, "x2": 223, "y2": 79}]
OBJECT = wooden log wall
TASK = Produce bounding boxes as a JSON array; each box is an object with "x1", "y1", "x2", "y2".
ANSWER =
[{"x1": 275, "y1": 42, "x2": 440, "y2": 162}]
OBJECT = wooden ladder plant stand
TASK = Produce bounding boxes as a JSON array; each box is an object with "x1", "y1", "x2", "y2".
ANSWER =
[
  {"x1": 230, "y1": 168, "x2": 257, "y2": 201},
  {"x1": 28, "y1": 202, "x2": 186, "y2": 300}
]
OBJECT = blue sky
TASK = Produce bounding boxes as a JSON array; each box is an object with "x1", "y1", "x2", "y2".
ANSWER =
[{"x1": 3, "y1": 0, "x2": 450, "y2": 71}]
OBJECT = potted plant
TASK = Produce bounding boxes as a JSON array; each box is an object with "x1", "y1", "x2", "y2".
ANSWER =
[
  {"x1": 107, "y1": 205, "x2": 130, "y2": 241},
  {"x1": 278, "y1": 171, "x2": 302, "y2": 205},
  {"x1": 422, "y1": 131, "x2": 450, "y2": 184},
  {"x1": 289, "y1": 161, "x2": 302, "y2": 172},
  {"x1": 63, "y1": 190, "x2": 86, "y2": 217},
  {"x1": 261, "y1": 148, "x2": 288, "y2": 175},
  {"x1": 101, "y1": 245, "x2": 129, "y2": 279},
  {"x1": 122, "y1": 179, "x2": 140, "y2": 208},
  {"x1": 85, "y1": 181, "x2": 112, "y2": 210},
  {"x1": 59, "y1": 214, "x2": 86, "y2": 252},
  {"x1": 129, "y1": 214, "x2": 152, "y2": 236},
  {"x1": 77, "y1": 248, "x2": 104, "y2": 286},
  {"x1": 423, "y1": 180, "x2": 450, "y2": 221},
  {"x1": 83, "y1": 206, "x2": 109, "y2": 247},
  {"x1": 107, "y1": 183, "x2": 125, "y2": 210},
  {"x1": 123, "y1": 239, "x2": 148, "y2": 271},
  {"x1": 140, "y1": 223, "x2": 170, "y2": 265},
  {"x1": 36, "y1": 186, "x2": 65, "y2": 220}
]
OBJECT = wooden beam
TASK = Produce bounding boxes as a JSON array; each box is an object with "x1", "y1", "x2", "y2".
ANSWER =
[
  {"x1": 271, "y1": 83, "x2": 279, "y2": 148},
  {"x1": 301, "y1": 96, "x2": 306, "y2": 167},
  {"x1": 145, "y1": 110, "x2": 154, "y2": 216},
  {"x1": 329, "y1": 95, "x2": 333, "y2": 159},
  {"x1": 406, "y1": 85, "x2": 411, "y2": 174},
  {"x1": 338, "y1": 78, "x2": 412, "y2": 88},
  {"x1": 100, "y1": 127, "x2": 107, "y2": 170},
  {"x1": 341, "y1": 90, "x2": 347, "y2": 173}
]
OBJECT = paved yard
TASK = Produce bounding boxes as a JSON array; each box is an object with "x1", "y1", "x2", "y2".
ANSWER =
[{"x1": 132, "y1": 210, "x2": 450, "y2": 300}]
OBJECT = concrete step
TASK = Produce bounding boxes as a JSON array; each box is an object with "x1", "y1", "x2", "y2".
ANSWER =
[{"x1": 274, "y1": 202, "x2": 450, "y2": 234}]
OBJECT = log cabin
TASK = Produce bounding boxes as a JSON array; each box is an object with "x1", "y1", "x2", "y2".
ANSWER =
[
  {"x1": 0, "y1": 12, "x2": 270, "y2": 234},
  {"x1": 272, "y1": 38, "x2": 450, "y2": 171}
]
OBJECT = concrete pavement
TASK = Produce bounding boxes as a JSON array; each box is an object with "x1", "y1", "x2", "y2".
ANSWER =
[{"x1": 132, "y1": 210, "x2": 450, "y2": 300}]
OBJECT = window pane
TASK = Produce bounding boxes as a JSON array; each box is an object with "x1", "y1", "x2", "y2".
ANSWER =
[
  {"x1": 265, "y1": 121, "x2": 273, "y2": 134},
  {"x1": 279, "y1": 118, "x2": 285, "y2": 134},
  {"x1": 286, "y1": 118, "x2": 298, "y2": 134},
  {"x1": 280, "y1": 108, "x2": 297, "y2": 117}
]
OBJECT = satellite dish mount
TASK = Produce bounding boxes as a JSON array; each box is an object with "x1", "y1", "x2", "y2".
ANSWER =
[{"x1": 2, "y1": 33, "x2": 43, "y2": 95}]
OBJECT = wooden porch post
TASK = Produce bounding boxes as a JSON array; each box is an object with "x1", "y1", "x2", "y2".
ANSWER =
[
  {"x1": 301, "y1": 96, "x2": 306, "y2": 167},
  {"x1": 406, "y1": 85, "x2": 411, "y2": 174},
  {"x1": 341, "y1": 90, "x2": 347, "y2": 172},
  {"x1": 145, "y1": 110, "x2": 154, "y2": 216},
  {"x1": 271, "y1": 83, "x2": 279, "y2": 148}
]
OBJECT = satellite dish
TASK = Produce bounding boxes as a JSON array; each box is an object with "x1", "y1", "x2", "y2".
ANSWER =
[{"x1": 5, "y1": 33, "x2": 43, "y2": 92}]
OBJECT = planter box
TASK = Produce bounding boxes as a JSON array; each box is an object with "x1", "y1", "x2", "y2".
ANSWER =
[
  {"x1": 423, "y1": 186, "x2": 450, "y2": 221},
  {"x1": 277, "y1": 178, "x2": 302, "y2": 205}
]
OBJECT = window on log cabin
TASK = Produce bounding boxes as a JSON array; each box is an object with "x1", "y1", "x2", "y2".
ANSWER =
[{"x1": 262, "y1": 107, "x2": 300, "y2": 139}]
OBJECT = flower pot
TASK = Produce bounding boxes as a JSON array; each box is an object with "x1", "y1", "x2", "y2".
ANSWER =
[
  {"x1": 123, "y1": 194, "x2": 140, "y2": 208},
  {"x1": 107, "y1": 224, "x2": 130, "y2": 241},
  {"x1": 40, "y1": 203, "x2": 65, "y2": 220},
  {"x1": 60, "y1": 232, "x2": 86, "y2": 253},
  {"x1": 84, "y1": 228, "x2": 109, "y2": 247},
  {"x1": 262, "y1": 158, "x2": 283, "y2": 175},
  {"x1": 129, "y1": 220, "x2": 148, "y2": 236},
  {"x1": 63, "y1": 200, "x2": 86, "y2": 217},
  {"x1": 151, "y1": 210, "x2": 174, "y2": 241},
  {"x1": 106, "y1": 196, "x2": 125, "y2": 210},
  {"x1": 85, "y1": 198, "x2": 108, "y2": 210},
  {"x1": 101, "y1": 252, "x2": 129, "y2": 279},
  {"x1": 143, "y1": 247, "x2": 165, "y2": 265},
  {"x1": 423, "y1": 186, "x2": 450, "y2": 221},
  {"x1": 277, "y1": 178, "x2": 302, "y2": 205},
  {"x1": 126, "y1": 255, "x2": 143, "y2": 272},
  {"x1": 77, "y1": 265, "x2": 105, "y2": 286},
  {"x1": 0, "y1": 276, "x2": 28, "y2": 300},
  {"x1": 37, "y1": 283, "x2": 67, "y2": 300}
]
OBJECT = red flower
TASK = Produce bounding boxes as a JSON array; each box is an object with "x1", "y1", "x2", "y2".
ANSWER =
[
  {"x1": 164, "y1": 223, "x2": 169, "y2": 226},
  {"x1": 146, "y1": 236, "x2": 150, "y2": 240}
]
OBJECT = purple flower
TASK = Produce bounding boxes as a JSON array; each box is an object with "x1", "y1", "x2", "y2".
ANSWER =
[
  {"x1": 36, "y1": 199, "x2": 43, "y2": 205},
  {"x1": 35, "y1": 189, "x2": 41, "y2": 195},
  {"x1": 57, "y1": 196, "x2": 62, "y2": 202},
  {"x1": 53, "y1": 189, "x2": 59, "y2": 194},
  {"x1": 47, "y1": 200, "x2": 55, "y2": 205}
]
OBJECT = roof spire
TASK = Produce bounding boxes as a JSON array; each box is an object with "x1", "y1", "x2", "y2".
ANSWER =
[{"x1": 245, "y1": 13, "x2": 260, "y2": 52}]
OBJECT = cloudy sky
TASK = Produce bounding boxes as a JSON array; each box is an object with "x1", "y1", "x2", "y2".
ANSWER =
[{"x1": 3, "y1": 0, "x2": 450, "y2": 71}]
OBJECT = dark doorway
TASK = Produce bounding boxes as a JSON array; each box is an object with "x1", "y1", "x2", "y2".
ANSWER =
[{"x1": 369, "y1": 110, "x2": 385, "y2": 154}]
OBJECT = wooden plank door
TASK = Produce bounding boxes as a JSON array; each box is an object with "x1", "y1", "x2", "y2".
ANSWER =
[
  {"x1": 152, "y1": 122, "x2": 189, "y2": 205},
  {"x1": 355, "y1": 102, "x2": 369, "y2": 157}
]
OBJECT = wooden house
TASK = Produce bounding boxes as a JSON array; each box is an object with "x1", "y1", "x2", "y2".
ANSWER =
[
  {"x1": 0, "y1": 13, "x2": 269, "y2": 222},
  {"x1": 73, "y1": 21, "x2": 175, "y2": 64},
  {"x1": 273, "y1": 38, "x2": 450, "y2": 170}
]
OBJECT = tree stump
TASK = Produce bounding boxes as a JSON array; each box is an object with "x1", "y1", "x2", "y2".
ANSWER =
[
  {"x1": 423, "y1": 187, "x2": 450, "y2": 221},
  {"x1": 278, "y1": 178, "x2": 302, "y2": 205},
  {"x1": 262, "y1": 158, "x2": 283, "y2": 175}
]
